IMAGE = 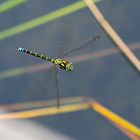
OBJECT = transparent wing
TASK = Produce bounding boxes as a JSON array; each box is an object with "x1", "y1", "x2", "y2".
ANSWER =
[
  {"x1": 61, "y1": 35, "x2": 100, "y2": 58},
  {"x1": 57, "y1": 25, "x2": 73, "y2": 58},
  {"x1": 53, "y1": 66, "x2": 60, "y2": 107},
  {"x1": 21, "y1": 64, "x2": 56, "y2": 102}
]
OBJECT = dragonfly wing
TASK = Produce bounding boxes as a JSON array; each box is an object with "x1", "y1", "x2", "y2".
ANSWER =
[
  {"x1": 21, "y1": 64, "x2": 56, "y2": 102},
  {"x1": 53, "y1": 66, "x2": 60, "y2": 107},
  {"x1": 58, "y1": 40, "x2": 69, "y2": 58},
  {"x1": 61, "y1": 35, "x2": 100, "y2": 58},
  {"x1": 55, "y1": 21, "x2": 74, "y2": 58}
]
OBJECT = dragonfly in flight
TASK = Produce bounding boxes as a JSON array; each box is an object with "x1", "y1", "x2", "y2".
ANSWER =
[{"x1": 17, "y1": 35, "x2": 99, "y2": 107}]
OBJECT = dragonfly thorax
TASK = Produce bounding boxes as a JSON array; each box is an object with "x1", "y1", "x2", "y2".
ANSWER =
[{"x1": 53, "y1": 58, "x2": 73, "y2": 71}]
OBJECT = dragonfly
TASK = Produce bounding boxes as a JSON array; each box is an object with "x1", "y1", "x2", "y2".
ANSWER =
[{"x1": 17, "y1": 35, "x2": 99, "y2": 107}]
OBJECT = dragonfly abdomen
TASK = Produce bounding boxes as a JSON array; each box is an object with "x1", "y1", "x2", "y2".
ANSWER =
[{"x1": 17, "y1": 47, "x2": 52, "y2": 61}]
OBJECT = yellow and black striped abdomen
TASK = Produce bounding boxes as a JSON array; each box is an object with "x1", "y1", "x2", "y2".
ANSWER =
[{"x1": 17, "y1": 47, "x2": 51, "y2": 61}]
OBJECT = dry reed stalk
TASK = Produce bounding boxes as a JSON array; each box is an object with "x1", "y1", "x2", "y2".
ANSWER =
[
  {"x1": 84, "y1": 0, "x2": 140, "y2": 72},
  {"x1": 90, "y1": 101, "x2": 140, "y2": 137}
]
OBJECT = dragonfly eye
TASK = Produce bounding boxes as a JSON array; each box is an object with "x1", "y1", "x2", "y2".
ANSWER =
[
  {"x1": 66, "y1": 63, "x2": 73, "y2": 71},
  {"x1": 70, "y1": 64, "x2": 73, "y2": 71}
]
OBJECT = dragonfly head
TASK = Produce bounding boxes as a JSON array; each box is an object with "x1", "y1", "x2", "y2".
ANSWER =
[{"x1": 66, "y1": 62, "x2": 73, "y2": 71}]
